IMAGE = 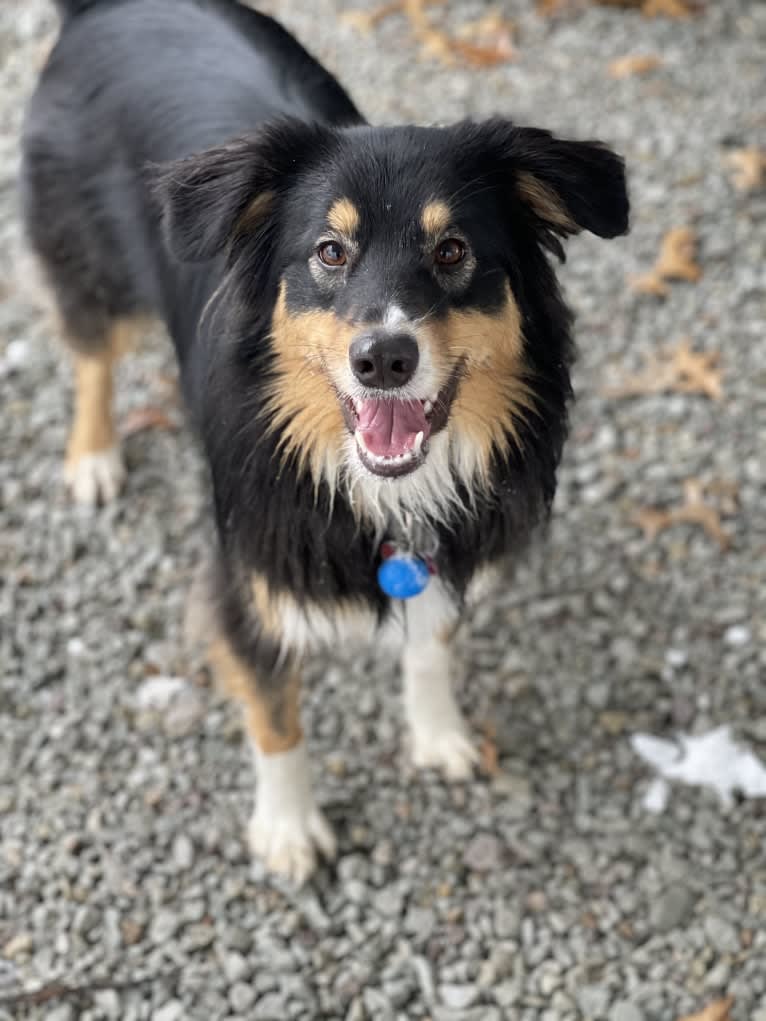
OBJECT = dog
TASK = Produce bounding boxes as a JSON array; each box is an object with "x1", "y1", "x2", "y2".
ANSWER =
[{"x1": 22, "y1": 0, "x2": 629, "y2": 882}]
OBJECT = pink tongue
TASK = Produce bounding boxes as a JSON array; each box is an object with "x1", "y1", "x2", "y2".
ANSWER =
[{"x1": 357, "y1": 399, "x2": 431, "y2": 457}]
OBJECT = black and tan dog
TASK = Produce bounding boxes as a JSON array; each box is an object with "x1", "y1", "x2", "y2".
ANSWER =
[{"x1": 22, "y1": 0, "x2": 629, "y2": 881}]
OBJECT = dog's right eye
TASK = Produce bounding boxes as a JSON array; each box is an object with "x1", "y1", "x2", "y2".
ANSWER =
[{"x1": 317, "y1": 241, "x2": 347, "y2": 267}]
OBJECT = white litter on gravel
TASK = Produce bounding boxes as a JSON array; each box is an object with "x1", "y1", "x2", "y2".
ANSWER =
[
  {"x1": 134, "y1": 675, "x2": 189, "y2": 710},
  {"x1": 632, "y1": 725, "x2": 766, "y2": 811},
  {"x1": 0, "y1": 338, "x2": 29, "y2": 376}
]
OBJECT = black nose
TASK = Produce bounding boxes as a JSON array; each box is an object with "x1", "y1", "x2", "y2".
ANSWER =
[{"x1": 349, "y1": 330, "x2": 419, "y2": 390}]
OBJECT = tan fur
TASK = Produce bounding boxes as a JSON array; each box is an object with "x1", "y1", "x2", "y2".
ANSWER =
[
  {"x1": 266, "y1": 278, "x2": 532, "y2": 499},
  {"x1": 422, "y1": 284, "x2": 535, "y2": 478},
  {"x1": 209, "y1": 636, "x2": 303, "y2": 755},
  {"x1": 263, "y1": 282, "x2": 350, "y2": 486},
  {"x1": 65, "y1": 318, "x2": 146, "y2": 467},
  {"x1": 250, "y1": 569, "x2": 378, "y2": 652},
  {"x1": 251, "y1": 572, "x2": 285, "y2": 642},
  {"x1": 516, "y1": 171, "x2": 577, "y2": 233},
  {"x1": 421, "y1": 199, "x2": 452, "y2": 238},
  {"x1": 235, "y1": 190, "x2": 275, "y2": 233},
  {"x1": 327, "y1": 197, "x2": 360, "y2": 237}
]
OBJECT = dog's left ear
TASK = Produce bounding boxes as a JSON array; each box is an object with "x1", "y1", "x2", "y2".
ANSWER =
[
  {"x1": 463, "y1": 120, "x2": 629, "y2": 257},
  {"x1": 149, "y1": 120, "x2": 329, "y2": 263}
]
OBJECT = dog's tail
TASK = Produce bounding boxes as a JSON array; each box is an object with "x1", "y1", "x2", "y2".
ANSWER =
[{"x1": 54, "y1": 0, "x2": 107, "y2": 19}]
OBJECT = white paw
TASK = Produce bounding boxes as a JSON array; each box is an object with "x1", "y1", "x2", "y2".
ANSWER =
[
  {"x1": 412, "y1": 726, "x2": 480, "y2": 781},
  {"x1": 65, "y1": 447, "x2": 125, "y2": 506},
  {"x1": 248, "y1": 806, "x2": 337, "y2": 885},
  {"x1": 248, "y1": 742, "x2": 337, "y2": 885}
]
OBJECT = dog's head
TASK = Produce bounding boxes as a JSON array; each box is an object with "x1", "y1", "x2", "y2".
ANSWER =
[{"x1": 155, "y1": 119, "x2": 628, "y2": 519}]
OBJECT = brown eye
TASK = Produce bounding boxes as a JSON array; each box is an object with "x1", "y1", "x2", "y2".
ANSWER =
[
  {"x1": 435, "y1": 238, "x2": 466, "y2": 267},
  {"x1": 317, "y1": 240, "x2": 347, "y2": 267}
]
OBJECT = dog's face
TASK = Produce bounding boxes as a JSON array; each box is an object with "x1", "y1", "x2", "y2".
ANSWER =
[{"x1": 157, "y1": 119, "x2": 628, "y2": 513}]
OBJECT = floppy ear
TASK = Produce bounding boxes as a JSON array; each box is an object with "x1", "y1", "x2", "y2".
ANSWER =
[
  {"x1": 510, "y1": 126, "x2": 629, "y2": 242},
  {"x1": 463, "y1": 119, "x2": 629, "y2": 257},
  {"x1": 150, "y1": 120, "x2": 328, "y2": 262}
]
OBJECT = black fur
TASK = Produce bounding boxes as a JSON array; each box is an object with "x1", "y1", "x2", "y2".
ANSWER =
[{"x1": 22, "y1": 0, "x2": 629, "y2": 681}]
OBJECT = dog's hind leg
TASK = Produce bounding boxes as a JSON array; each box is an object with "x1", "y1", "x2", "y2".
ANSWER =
[
  {"x1": 21, "y1": 138, "x2": 152, "y2": 506},
  {"x1": 63, "y1": 318, "x2": 142, "y2": 505},
  {"x1": 209, "y1": 627, "x2": 337, "y2": 885},
  {"x1": 402, "y1": 580, "x2": 479, "y2": 781}
]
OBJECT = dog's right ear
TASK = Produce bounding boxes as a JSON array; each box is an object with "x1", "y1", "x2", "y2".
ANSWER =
[{"x1": 151, "y1": 121, "x2": 327, "y2": 263}]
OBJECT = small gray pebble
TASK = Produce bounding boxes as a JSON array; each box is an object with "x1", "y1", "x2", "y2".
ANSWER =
[
  {"x1": 345, "y1": 999, "x2": 365, "y2": 1021},
  {"x1": 492, "y1": 981, "x2": 521, "y2": 1008},
  {"x1": 223, "y1": 950, "x2": 252, "y2": 984},
  {"x1": 153, "y1": 1002, "x2": 185, "y2": 1021},
  {"x1": 172, "y1": 833, "x2": 195, "y2": 870},
  {"x1": 184, "y1": 923, "x2": 215, "y2": 950},
  {"x1": 577, "y1": 984, "x2": 611, "y2": 1018},
  {"x1": 440, "y1": 984, "x2": 480, "y2": 1009},
  {"x1": 363, "y1": 987, "x2": 395, "y2": 1021},
  {"x1": 230, "y1": 981, "x2": 257, "y2": 1012},
  {"x1": 72, "y1": 905, "x2": 100, "y2": 938},
  {"x1": 493, "y1": 900, "x2": 520, "y2": 939},
  {"x1": 405, "y1": 906, "x2": 436, "y2": 942},
  {"x1": 650, "y1": 886, "x2": 697, "y2": 932},
  {"x1": 463, "y1": 833, "x2": 503, "y2": 872},
  {"x1": 434, "y1": 1008, "x2": 501, "y2": 1021},
  {"x1": 411, "y1": 955, "x2": 436, "y2": 1006},
  {"x1": 93, "y1": 990, "x2": 120, "y2": 1018},
  {"x1": 610, "y1": 1003, "x2": 645, "y2": 1021},
  {"x1": 374, "y1": 886, "x2": 405, "y2": 918},
  {"x1": 46, "y1": 1007, "x2": 75, "y2": 1021},
  {"x1": 344, "y1": 880, "x2": 368, "y2": 905},
  {"x1": 223, "y1": 926, "x2": 253, "y2": 952},
  {"x1": 703, "y1": 915, "x2": 740, "y2": 955},
  {"x1": 149, "y1": 910, "x2": 180, "y2": 944}
]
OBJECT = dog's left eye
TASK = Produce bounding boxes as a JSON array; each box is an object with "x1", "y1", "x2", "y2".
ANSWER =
[
  {"x1": 317, "y1": 240, "x2": 347, "y2": 267},
  {"x1": 435, "y1": 238, "x2": 466, "y2": 266}
]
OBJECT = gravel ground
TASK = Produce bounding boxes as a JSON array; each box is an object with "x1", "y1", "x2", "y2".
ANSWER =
[{"x1": 1, "y1": 2, "x2": 765, "y2": 1020}]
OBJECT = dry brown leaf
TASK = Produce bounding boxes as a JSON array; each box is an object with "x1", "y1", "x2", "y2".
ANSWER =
[
  {"x1": 478, "y1": 724, "x2": 500, "y2": 776},
  {"x1": 724, "y1": 146, "x2": 766, "y2": 193},
  {"x1": 604, "y1": 337, "x2": 723, "y2": 401},
  {"x1": 642, "y1": 0, "x2": 699, "y2": 16},
  {"x1": 455, "y1": 11, "x2": 516, "y2": 66},
  {"x1": 630, "y1": 270, "x2": 670, "y2": 296},
  {"x1": 677, "y1": 997, "x2": 734, "y2": 1021},
  {"x1": 537, "y1": 0, "x2": 701, "y2": 17},
  {"x1": 536, "y1": 0, "x2": 569, "y2": 13},
  {"x1": 630, "y1": 226, "x2": 701, "y2": 296},
  {"x1": 121, "y1": 406, "x2": 177, "y2": 438},
  {"x1": 340, "y1": 0, "x2": 442, "y2": 35},
  {"x1": 608, "y1": 53, "x2": 662, "y2": 78},
  {"x1": 406, "y1": 0, "x2": 515, "y2": 67},
  {"x1": 480, "y1": 737, "x2": 500, "y2": 776},
  {"x1": 343, "y1": 0, "x2": 513, "y2": 67},
  {"x1": 655, "y1": 227, "x2": 702, "y2": 281},
  {"x1": 631, "y1": 479, "x2": 732, "y2": 551}
]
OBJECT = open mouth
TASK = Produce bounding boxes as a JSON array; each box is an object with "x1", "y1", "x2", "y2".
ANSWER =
[{"x1": 342, "y1": 365, "x2": 462, "y2": 478}]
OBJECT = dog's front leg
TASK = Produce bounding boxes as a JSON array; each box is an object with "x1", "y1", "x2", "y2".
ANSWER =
[
  {"x1": 210, "y1": 634, "x2": 336, "y2": 884},
  {"x1": 401, "y1": 580, "x2": 478, "y2": 781}
]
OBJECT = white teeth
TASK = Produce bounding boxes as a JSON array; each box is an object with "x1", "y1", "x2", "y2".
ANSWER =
[
  {"x1": 354, "y1": 400, "x2": 364, "y2": 414},
  {"x1": 354, "y1": 430, "x2": 422, "y2": 467},
  {"x1": 423, "y1": 400, "x2": 433, "y2": 416}
]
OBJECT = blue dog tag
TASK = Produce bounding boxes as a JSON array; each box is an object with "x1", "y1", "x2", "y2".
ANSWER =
[{"x1": 377, "y1": 553, "x2": 430, "y2": 600}]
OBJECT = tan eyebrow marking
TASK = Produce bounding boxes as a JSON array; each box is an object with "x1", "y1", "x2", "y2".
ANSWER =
[
  {"x1": 327, "y1": 197, "x2": 360, "y2": 236},
  {"x1": 421, "y1": 199, "x2": 452, "y2": 237}
]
